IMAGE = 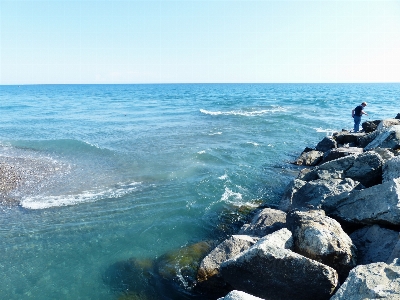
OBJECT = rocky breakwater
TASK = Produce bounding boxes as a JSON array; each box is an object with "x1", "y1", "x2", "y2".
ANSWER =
[
  {"x1": 200, "y1": 116, "x2": 400, "y2": 300},
  {"x1": 104, "y1": 116, "x2": 400, "y2": 300}
]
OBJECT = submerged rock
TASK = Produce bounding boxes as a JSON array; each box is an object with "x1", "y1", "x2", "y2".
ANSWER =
[
  {"x1": 155, "y1": 240, "x2": 215, "y2": 297},
  {"x1": 330, "y1": 259, "x2": 400, "y2": 300}
]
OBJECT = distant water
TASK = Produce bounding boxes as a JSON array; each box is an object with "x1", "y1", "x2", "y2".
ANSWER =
[{"x1": 0, "y1": 83, "x2": 399, "y2": 299}]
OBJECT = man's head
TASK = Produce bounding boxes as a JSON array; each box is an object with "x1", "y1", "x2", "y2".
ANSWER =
[{"x1": 361, "y1": 102, "x2": 367, "y2": 107}]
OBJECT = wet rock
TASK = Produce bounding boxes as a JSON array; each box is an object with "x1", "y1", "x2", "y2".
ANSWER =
[
  {"x1": 350, "y1": 225, "x2": 400, "y2": 265},
  {"x1": 103, "y1": 257, "x2": 156, "y2": 296},
  {"x1": 217, "y1": 290, "x2": 264, "y2": 300},
  {"x1": 396, "y1": 113, "x2": 400, "y2": 120},
  {"x1": 220, "y1": 228, "x2": 338, "y2": 300},
  {"x1": 197, "y1": 235, "x2": 258, "y2": 297},
  {"x1": 287, "y1": 210, "x2": 357, "y2": 280},
  {"x1": 323, "y1": 178, "x2": 400, "y2": 226},
  {"x1": 155, "y1": 241, "x2": 215, "y2": 297},
  {"x1": 330, "y1": 259, "x2": 400, "y2": 300},
  {"x1": 238, "y1": 208, "x2": 287, "y2": 237}
]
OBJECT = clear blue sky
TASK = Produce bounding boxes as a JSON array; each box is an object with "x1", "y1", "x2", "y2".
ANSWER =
[{"x1": 1, "y1": 0, "x2": 400, "y2": 84}]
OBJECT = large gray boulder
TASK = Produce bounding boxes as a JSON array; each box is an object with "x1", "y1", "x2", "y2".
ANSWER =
[
  {"x1": 239, "y1": 208, "x2": 286, "y2": 237},
  {"x1": 279, "y1": 179, "x2": 307, "y2": 211},
  {"x1": 287, "y1": 210, "x2": 357, "y2": 280},
  {"x1": 220, "y1": 228, "x2": 338, "y2": 300},
  {"x1": 323, "y1": 178, "x2": 400, "y2": 226},
  {"x1": 365, "y1": 125, "x2": 400, "y2": 151},
  {"x1": 217, "y1": 290, "x2": 264, "y2": 300},
  {"x1": 300, "y1": 152, "x2": 383, "y2": 188},
  {"x1": 350, "y1": 225, "x2": 400, "y2": 265},
  {"x1": 376, "y1": 119, "x2": 400, "y2": 131},
  {"x1": 321, "y1": 147, "x2": 363, "y2": 164},
  {"x1": 287, "y1": 177, "x2": 361, "y2": 210},
  {"x1": 197, "y1": 235, "x2": 258, "y2": 294},
  {"x1": 383, "y1": 156, "x2": 400, "y2": 182},
  {"x1": 330, "y1": 259, "x2": 400, "y2": 300}
]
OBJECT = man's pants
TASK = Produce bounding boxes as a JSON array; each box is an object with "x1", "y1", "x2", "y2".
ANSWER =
[{"x1": 353, "y1": 115, "x2": 361, "y2": 132}]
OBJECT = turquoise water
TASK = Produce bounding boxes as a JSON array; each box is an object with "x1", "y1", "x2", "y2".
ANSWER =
[{"x1": 0, "y1": 83, "x2": 399, "y2": 299}]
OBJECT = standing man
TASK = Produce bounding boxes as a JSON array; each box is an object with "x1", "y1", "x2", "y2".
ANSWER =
[{"x1": 352, "y1": 102, "x2": 368, "y2": 132}]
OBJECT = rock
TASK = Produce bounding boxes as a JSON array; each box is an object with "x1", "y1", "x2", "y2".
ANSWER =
[
  {"x1": 383, "y1": 156, "x2": 400, "y2": 182},
  {"x1": 330, "y1": 259, "x2": 400, "y2": 300},
  {"x1": 197, "y1": 235, "x2": 258, "y2": 296},
  {"x1": 289, "y1": 178, "x2": 362, "y2": 210},
  {"x1": 287, "y1": 210, "x2": 357, "y2": 280},
  {"x1": 357, "y1": 131, "x2": 379, "y2": 148},
  {"x1": 333, "y1": 131, "x2": 361, "y2": 146},
  {"x1": 372, "y1": 147, "x2": 395, "y2": 162},
  {"x1": 300, "y1": 151, "x2": 383, "y2": 188},
  {"x1": 376, "y1": 119, "x2": 400, "y2": 131},
  {"x1": 103, "y1": 257, "x2": 156, "y2": 296},
  {"x1": 293, "y1": 150, "x2": 324, "y2": 166},
  {"x1": 217, "y1": 290, "x2": 264, "y2": 300},
  {"x1": 316, "y1": 136, "x2": 337, "y2": 152},
  {"x1": 344, "y1": 151, "x2": 383, "y2": 187},
  {"x1": 155, "y1": 241, "x2": 215, "y2": 298},
  {"x1": 322, "y1": 178, "x2": 400, "y2": 226},
  {"x1": 350, "y1": 225, "x2": 400, "y2": 265},
  {"x1": 321, "y1": 147, "x2": 363, "y2": 164},
  {"x1": 362, "y1": 120, "x2": 381, "y2": 133},
  {"x1": 279, "y1": 179, "x2": 307, "y2": 211},
  {"x1": 396, "y1": 113, "x2": 400, "y2": 120},
  {"x1": 365, "y1": 125, "x2": 400, "y2": 151},
  {"x1": 220, "y1": 228, "x2": 338, "y2": 300},
  {"x1": 239, "y1": 208, "x2": 287, "y2": 237}
]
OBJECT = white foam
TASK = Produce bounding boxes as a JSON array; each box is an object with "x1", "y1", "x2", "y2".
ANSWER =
[
  {"x1": 20, "y1": 182, "x2": 141, "y2": 209},
  {"x1": 313, "y1": 127, "x2": 337, "y2": 136},
  {"x1": 197, "y1": 150, "x2": 206, "y2": 154},
  {"x1": 200, "y1": 107, "x2": 286, "y2": 117},
  {"x1": 218, "y1": 173, "x2": 228, "y2": 180},
  {"x1": 246, "y1": 142, "x2": 259, "y2": 146}
]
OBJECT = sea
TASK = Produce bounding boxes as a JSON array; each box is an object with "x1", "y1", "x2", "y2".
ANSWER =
[{"x1": 0, "y1": 83, "x2": 399, "y2": 300}]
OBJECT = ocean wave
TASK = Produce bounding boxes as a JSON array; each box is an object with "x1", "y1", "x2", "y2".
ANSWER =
[
  {"x1": 200, "y1": 107, "x2": 286, "y2": 117},
  {"x1": 313, "y1": 127, "x2": 337, "y2": 136},
  {"x1": 20, "y1": 182, "x2": 141, "y2": 209}
]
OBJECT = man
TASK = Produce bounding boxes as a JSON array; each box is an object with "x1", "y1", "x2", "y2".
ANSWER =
[{"x1": 352, "y1": 102, "x2": 368, "y2": 132}]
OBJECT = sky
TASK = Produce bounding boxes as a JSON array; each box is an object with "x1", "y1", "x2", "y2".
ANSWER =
[{"x1": 1, "y1": 0, "x2": 400, "y2": 84}]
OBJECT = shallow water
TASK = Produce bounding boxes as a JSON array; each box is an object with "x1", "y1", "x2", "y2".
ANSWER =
[{"x1": 0, "y1": 83, "x2": 398, "y2": 299}]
